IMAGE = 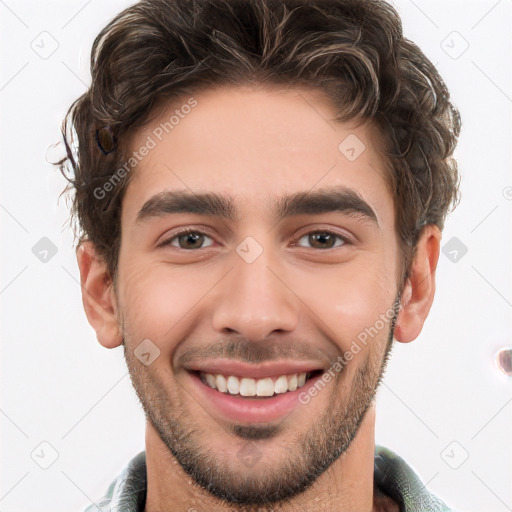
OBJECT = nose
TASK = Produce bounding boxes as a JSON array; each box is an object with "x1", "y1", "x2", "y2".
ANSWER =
[{"x1": 211, "y1": 242, "x2": 300, "y2": 342}]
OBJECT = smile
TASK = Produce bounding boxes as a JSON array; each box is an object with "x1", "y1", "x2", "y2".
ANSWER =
[
  {"x1": 199, "y1": 371, "x2": 319, "y2": 397},
  {"x1": 185, "y1": 361, "x2": 326, "y2": 423}
]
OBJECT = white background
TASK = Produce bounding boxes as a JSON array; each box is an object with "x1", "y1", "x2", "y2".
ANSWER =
[{"x1": 0, "y1": 0, "x2": 511, "y2": 511}]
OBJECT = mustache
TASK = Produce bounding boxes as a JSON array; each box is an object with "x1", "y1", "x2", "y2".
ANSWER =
[{"x1": 176, "y1": 337, "x2": 334, "y2": 367}]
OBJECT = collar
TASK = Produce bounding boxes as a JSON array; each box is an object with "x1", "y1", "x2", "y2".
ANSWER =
[{"x1": 83, "y1": 445, "x2": 455, "y2": 512}]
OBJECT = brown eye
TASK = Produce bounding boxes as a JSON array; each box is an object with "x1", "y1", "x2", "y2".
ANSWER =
[
  {"x1": 296, "y1": 231, "x2": 348, "y2": 249},
  {"x1": 159, "y1": 230, "x2": 214, "y2": 250}
]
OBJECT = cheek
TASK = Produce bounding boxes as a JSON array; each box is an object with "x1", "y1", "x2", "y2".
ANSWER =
[
  {"x1": 295, "y1": 258, "x2": 396, "y2": 351},
  {"x1": 118, "y1": 260, "x2": 216, "y2": 347}
]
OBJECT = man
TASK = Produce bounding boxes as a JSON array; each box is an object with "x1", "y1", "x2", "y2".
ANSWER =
[{"x1": 58, "y1": 0, "x2": 461, "y2": 510}]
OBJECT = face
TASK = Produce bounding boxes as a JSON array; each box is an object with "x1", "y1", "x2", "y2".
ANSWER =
[{"x1": 115, "y1": 84, "x2": 403, "y2": 506}]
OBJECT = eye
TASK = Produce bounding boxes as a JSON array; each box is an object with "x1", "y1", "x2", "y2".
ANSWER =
[
  {"x1": 158, "y1": 229, "x2": 214, "y2": 250},
  {"x1": 157, "y1": 228, "x2": 351, "y2": 251},
  {"x1": 294, "y1": 230, "x2": 349, "y2": 250}
]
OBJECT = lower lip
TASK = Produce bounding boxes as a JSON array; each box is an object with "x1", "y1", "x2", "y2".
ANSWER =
[{"x1": 187, "y1": 371, "x2": 324, "y2": 424}]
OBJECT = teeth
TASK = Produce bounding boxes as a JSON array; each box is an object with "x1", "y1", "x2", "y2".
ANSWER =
[
  {"x1": 205, "y1": 373, "x2": 217, "y2": 389},
  {"x1": 239, "y1": 377, "x2": 256, "y2": 397},
  {"x1": 274, "y1": 375, "x2": 288, "y2": 394},
  {"x1": 201, "y1": 372, "x2": 310, "y2": 397},
  {"x1": 287, "y1": 374, "x2": 298, "y2": 391},
  {"x1": 256, "y1": 377, "x2": 274, "y2": 396},
  {"x1": 227, "y1": 375, "x2": 240, "y2": 395},
  {"x1": 216, "y1": 374, "x2": 227, "y2": 393}
]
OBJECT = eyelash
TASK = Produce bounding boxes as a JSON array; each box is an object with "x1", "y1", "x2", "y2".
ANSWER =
[{"x1": 158, "y1": 228, "x2": 352, "y2": 250}]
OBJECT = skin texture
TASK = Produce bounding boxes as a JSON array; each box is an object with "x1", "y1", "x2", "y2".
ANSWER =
[{"x1": 77, "y1": 84, "x2": 441, "y2": 512}]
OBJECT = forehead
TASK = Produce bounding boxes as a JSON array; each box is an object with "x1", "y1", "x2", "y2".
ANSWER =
[{"x1": 121, "y1": 84, "x2": 394, "y2": 229}]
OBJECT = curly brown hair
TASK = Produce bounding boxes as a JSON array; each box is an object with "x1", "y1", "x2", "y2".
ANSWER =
[{"x1": 56, "y1": 0, "x2": 461, "y2": 289}]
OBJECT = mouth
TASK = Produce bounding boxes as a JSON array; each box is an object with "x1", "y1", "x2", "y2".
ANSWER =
[
  {"x1": 192, "y1": 370, "x2": 324, "y2": 399},
  {"x1": 185, "y1": 363, "x2": 326, "y2": 423}
]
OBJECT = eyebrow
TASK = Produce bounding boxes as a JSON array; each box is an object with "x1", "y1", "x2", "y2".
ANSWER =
[{"x1": 136, "y1": 186, "x2": 380, "y2": 229}]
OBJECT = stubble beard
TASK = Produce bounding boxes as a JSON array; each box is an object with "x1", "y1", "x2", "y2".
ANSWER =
[{"x1": 123, "y1": 295, "x2": 400, "y2": 509}]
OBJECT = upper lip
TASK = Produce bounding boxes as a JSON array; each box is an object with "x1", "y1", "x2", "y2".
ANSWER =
[{"x1": 184, "y1": 359, "x2": 325, "y2": 379}]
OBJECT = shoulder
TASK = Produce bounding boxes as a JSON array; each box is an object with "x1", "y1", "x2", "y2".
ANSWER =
[
  {"x1": 374, "y1": 445, "x2": 455, "y2": 512},
  {"x1": 80, "y1": 451, "x2": 147, "y2": 512}
]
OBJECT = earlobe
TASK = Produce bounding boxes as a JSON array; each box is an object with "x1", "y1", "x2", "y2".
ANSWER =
[
  {"x1": 394, "y1": 225, "x2": 441, "y2": 343},
  {"x1": 76, "y1": 241, "x2": 123, "y2": 349}
]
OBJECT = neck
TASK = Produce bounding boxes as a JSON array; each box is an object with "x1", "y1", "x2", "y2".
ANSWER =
[{"x1": 144, "y1": 405, "x2": 385, "y2": 512}]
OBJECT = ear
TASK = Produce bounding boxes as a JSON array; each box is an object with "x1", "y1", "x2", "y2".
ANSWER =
[
  {"x1": 76, "y1": 241, "x2": 123, "y2": 348},
  {"x1": 394, "y1": 224, "x2": 441, "y2": 343}
]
